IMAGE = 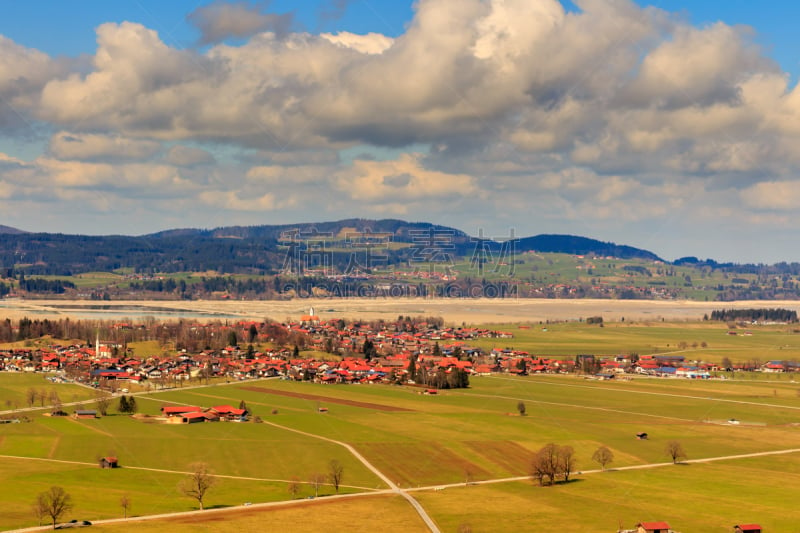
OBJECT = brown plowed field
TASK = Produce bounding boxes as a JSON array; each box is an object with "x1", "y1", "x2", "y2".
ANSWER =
[{"x1": 240, "y1": 386, "x2": 414, "y2": 412}]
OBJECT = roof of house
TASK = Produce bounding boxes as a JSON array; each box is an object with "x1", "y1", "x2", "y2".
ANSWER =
[
  {"x1": 638, "y1": 522, "x2": 670, "y2": 529},
  {"x1": 162, "y1": 405, "x2": 203, "y2": 415}
]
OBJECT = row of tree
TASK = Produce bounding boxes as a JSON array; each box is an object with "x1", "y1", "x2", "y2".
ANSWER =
[{"x1": 708, "y1": 308, "x2": 798, "y2": 323}]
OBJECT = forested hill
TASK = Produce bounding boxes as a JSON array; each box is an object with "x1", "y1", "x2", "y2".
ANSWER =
[
  {"x1": 515, "y1": 235, "x2": 662, "y2": 261},
  {"x1": 0, "y1": 219, "x2": 660, "y2": 275},
  {"x1": 0, "y1": 225, "x2": 26, "y2": 235}
]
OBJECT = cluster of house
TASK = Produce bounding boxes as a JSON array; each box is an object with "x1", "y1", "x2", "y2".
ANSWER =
[
  {"x1": 621, "y1": 522, "x2": 761, "y2": 533},
  {"x1": 159, "y1": 404, "x2": 248, "y2": 423},
  {"x1": 0, "y1": 315, "x2": 794, "y2": 386}
]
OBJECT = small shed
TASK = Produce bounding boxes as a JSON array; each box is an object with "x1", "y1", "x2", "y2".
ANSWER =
[
  {"x1": 99, "y1": 456, "x2": 118, "y2": 468},
  {"x1": 75, "y1": 410, "x2": 98, "y2": 419},
  {"x1": 734, "y1": 525, "x2": 762, "y2": 533}
]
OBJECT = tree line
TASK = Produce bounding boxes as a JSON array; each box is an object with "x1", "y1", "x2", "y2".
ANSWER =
[{"x1": 709, "y1": 308, "x2": 798, "y2": 323}]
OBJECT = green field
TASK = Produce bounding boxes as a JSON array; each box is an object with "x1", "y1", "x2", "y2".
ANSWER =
[
  {"x1": 3, "y1": 364, "x2": 800, "y2": 531},
  {"x1": 468, "y1": 321, "x2": 800, "y2": 364},
  {"x1": 0, "y1": 373, "x2": 97, "y2": 412}
]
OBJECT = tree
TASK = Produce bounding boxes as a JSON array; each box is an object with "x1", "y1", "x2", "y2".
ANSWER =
[
  {"x1": 127, "y1": 396, "x2": 137, "y2": 414},
  {"x1": 591, "y1": 445, "x2": 614, "y2": 470},
  {"x1": 120, "y1": 494, "x2": 131, "y2": 519},
  {"x1": 531, "y1": 443, "x2": 576, "y2": 486},
  {"x1": 118, "y1": 395, "x2": 130, "y2": 414},
  {"x1": 95, "y1": 390, "x2": 112, "y2": 416},
  {"x1": 517, "y1": 401, "x2": 526, "y2": 416},
  {"x1": 531, "y1": 443, "x2": 560, "y2": 486},
  {"x1": 328, "y1": 459, "x2": 344, "y2": 493},
  {"x1": 287, "y1": 477, "x2": 301, "y2": 499},
  {"x1": 248, "y1": 323, "x2": 258, "y2": 343},
  {"x1": 407, "y1": 354, "x2": 417, "y2": 382},
  {"x1": 39, "y1": 486, "x2": 73, "y2": 529},
  {"x1": 26, "y1": 387, "x2": 37, "y2": 408},
  {"x1": 308, "y1": 472, "x2": 325, "y2": 497},
  {"x1": 179, "y1": 462, "x2": 217, "y2": 510},
  {"x1": 665, "y1": 440, "x2": 687, "y2": 464},
  {"x1": 32, "y1": 493, "x2": 48, "y2": 526},
  {"x1": 559, "y1": 445, "x2": 576, "y2": 482},
  {"x1": 227, "y1": 330, "x2": 238, "y2": 347}
]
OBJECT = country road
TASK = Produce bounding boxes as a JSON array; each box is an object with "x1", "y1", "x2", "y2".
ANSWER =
[{"x1": 9, "y1": 446, "x2": 800, "y2": 533}]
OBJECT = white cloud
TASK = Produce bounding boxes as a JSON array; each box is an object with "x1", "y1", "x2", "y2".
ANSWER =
[
  {"x1": 320, "y1": 32, "x2": 393, "y2": 54},
  {"x1": 2, "y1": 0, "x2": 800, "y2": 260},
  {"x1": 335, "y1": 153, "x2": 478, "y2": 201},
  {"x1": 741, "y1": 181, "x2": 800, "y2": 210}
]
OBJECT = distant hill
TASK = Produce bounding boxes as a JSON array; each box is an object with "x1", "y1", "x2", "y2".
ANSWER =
[
  {"x1": 0, "y1": 219, "x2": 664, "y2": 275},
  {"x1": 0, "y1": 225, "x2": 26, "y2": 235},
  {"x1": 516, "y1": 234, "x2": 662, "y2": 261}
]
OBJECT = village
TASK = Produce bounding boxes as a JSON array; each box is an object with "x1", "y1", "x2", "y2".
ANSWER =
[{"x1": 0, "y1": 312, "x2": 794, "y2": 398}]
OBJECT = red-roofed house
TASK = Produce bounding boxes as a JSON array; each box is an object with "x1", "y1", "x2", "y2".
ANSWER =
[
  {"x1": 161, "y1": 405, "x2": 203, "y2": 417},
  {"x1": 210, "y1": 405, "x2": 247, "y2": 420},
  {"x1": 637, "y1": 522, "x2": 672, "y2": 533},
  {"x1": 734, "y1": 525, "x2": 762, "y2": 533}
]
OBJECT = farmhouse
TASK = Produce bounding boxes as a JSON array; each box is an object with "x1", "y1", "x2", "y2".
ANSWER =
[
  {"x1": 210, "y1": 405, "x2": 248, "y2": 421},
  {"x1": 635, "y1": 522, "x2": 673, "y2": 533},
  {"x1": 161, "y1": 405, "x2": 203, "y2": 417},
  {"x1": 733, "y1": 525, "x2": 762, "y2": 533}
]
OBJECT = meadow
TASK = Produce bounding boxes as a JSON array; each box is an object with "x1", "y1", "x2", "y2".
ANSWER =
[
  {"x1": 470, "y1": 320, "x2": 800, "y2": 364},
  {"x1": 2, "y1": 367, "x2": 800, "y2": 531}
]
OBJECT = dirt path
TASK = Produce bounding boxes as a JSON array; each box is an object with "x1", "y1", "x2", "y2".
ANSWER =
[
  {"x1": 485, "y1": 375, "x2": 800, "y2": 412},
  {"x1": 258, "y1": 419, "x2": 441, "y2": 533},
  {"x1": 10, "y1": 446, "x2": 800, "y2": 533},
  {"x1": 462, "y1": 391, "x2": 698, "y2": 423},
  {"x1": 0, "y1": 454, "x2": 379, "y2": 491}
]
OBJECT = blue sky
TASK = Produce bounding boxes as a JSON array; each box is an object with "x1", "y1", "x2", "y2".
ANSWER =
[{"x1": 1, "y1": 0, "x2": 800, "y2": 263}]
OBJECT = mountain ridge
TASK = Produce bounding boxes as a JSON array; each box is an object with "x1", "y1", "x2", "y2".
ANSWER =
[{"x1": 0, "y1": 219, "x2": 661, "y2": 275}]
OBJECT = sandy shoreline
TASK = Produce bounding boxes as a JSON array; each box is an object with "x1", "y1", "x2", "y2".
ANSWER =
[{"x1": 1, "y1": 297, "x2": 798, "y2": 325}]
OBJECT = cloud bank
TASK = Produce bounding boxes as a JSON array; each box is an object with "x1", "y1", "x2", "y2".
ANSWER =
[{"x1": 1, "y1": 0, "x2": 799, "y2": 261}]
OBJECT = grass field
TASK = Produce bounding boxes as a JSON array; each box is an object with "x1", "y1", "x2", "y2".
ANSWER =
[
  {"x1": 0, "y1": 373, "x2": 96, "y2": 412},
  {"x1": 4, "y1": 322, "x2": 800, "y2": 531},
  {"x1": 468, "y1": 321, "x2": 800, "y2": 363}
]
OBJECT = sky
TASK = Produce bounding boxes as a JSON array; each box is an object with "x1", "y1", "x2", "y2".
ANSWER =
[{"x1": 1, "y1": 0, "x2": 800, "y2": 263}]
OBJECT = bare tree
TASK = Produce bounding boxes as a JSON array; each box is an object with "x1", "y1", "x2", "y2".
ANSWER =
[
  {"x1": 665, "y1": 440, "x2": 687, "y2": 464},
  {"x1": 120, "y1": 494, "x2": 131, "y2": 518},
  {"x1": 531, "y1": 443, "x2": 559, "y2": 486},
  {"x1": 328, "y1": 459, "x2": 344, "y2": 493},
  {"x1": 26, "y1": 387, "x2": 37, "y2": 408},
  {"x1": 95, "y1": 390, "x2": 112, "y2": 416},
  {"x1": 38, "y1": 389, "x2": 48, "y2": 407},
  {"x1": 287, "y1": 477, "x2": 301, "y2": 499},
  {"x1": 40, "y1": 486, "x2": 73, "y2": 529},
  {"x1": 308, "y1": 472, "x2": 325, "y2": 497},
  {"x1": 179, "y1": 462, "x2": 217, "y2": 510},
  {"x1": 559, "y1": 445, "x2": 576, "y2": 482},
  {"x1": 49, "y1": 391, "x2": 62, "y2": 414},
  {"x1": 531, "y1": 443, "x2": 576, "y2": 485},
  {"x1": 32, "y1": 493, "x2": 47, "y2": 526},
  {"x1": 592, "y1": 445, "x2": 614, "y2": 470}
]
